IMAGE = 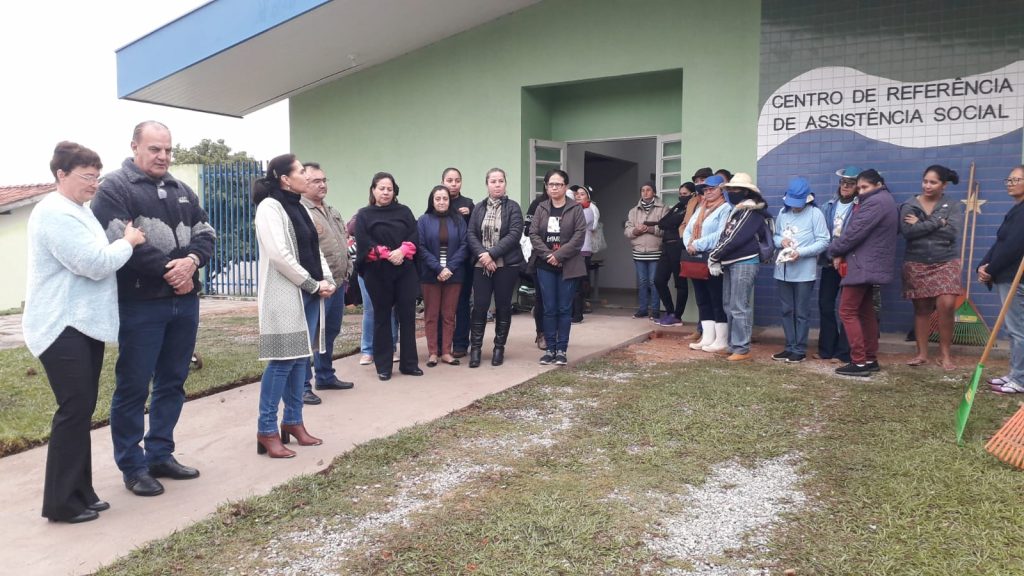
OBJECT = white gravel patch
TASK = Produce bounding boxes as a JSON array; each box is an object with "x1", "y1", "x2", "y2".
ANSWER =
[
  {"x1": 645, "y1": 454, "x2": 806, "y2": 576},
  {"x1": 258, "y1": 462, "x2": 505, "y2": 576}
]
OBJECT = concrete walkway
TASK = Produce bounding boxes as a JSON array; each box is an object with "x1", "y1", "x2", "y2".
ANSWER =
[{"x1": 0, "y1": 313, "x2": 652, "y2": 576}]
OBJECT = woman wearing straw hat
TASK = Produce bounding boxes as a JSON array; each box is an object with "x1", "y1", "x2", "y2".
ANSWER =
[
  {"x1": 707, "y1": 173, "x2": 770, "y2": 361},
  {"x1": 772, "y1": 177, "x2": 830, "y2": 363}
]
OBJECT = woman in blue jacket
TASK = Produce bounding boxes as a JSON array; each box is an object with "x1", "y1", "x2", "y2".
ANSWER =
[
  {"x1": 418, "y1": 185, "x2": 468, "y2": 367},
  {"x1": 708, "y1": 173, "x2": 770, "y2": 361},
  {"x1": 682, "y1": 175, "x2": 732, "y2": 352},
  {"x1": 772, "y1": 177, "x2": 830, "y2": 363},
  {"x1": 816, "y1": 166, "x2": 859, "y2": 362}
]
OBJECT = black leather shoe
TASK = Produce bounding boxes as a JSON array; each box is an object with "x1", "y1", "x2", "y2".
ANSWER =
[
  {"x1": 400, "y1": 367, "x2": 424, "y2": 376},
  {"x1": 315, "y1": 378, "x2": 355, "y2": 390},
  {"x1": 49, "y1": 509, "x2": 99, "y2": 524},
  {"x1": 125, "y1": 473, "x2": 165, "y2": 496},
  {"x1": 87, "y1": 500, "x2": 111, "y2": 512},
  {"x1": 148, "y1": 457, "x2": 200, "y2": 480},
  {"x1": 302, "y1": 390, "x2": 322, "y2": 405},
  {"x1": 378, "y1": 372, "x2": 392, "y2": 381}
]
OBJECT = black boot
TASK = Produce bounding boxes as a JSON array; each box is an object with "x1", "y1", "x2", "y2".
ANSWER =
[
  {"x1": 468, "y1": 318, "x2": 485, "y2": 368},
  {"x1": 492, "y1": 309, "x2": 511, "y2": 366}
]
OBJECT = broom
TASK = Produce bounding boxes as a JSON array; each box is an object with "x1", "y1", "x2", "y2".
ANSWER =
[
  {"x1": 928, "y1": 162, "x2": 973, "y2": 342},
  {"x1": 956, "y1": 251, "x2": 1024, "y2": 444},
  {"x1": 950, "y1": 180, "x2": 991, "y2": 345}
]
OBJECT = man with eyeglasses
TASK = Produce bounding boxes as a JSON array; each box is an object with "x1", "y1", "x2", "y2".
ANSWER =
[
  {"x1": 299, "y1": 162, "x2": 354, "y2": 404},
  {"x1": 90, "y1": 121, "x2": 216, "y2": 498}
]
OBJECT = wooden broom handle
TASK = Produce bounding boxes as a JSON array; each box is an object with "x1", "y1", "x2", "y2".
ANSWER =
[
  {"x1": 960, "y1": 162, "x2": 975, "y2": 268},
  {"x1": 979, "y1": 252, "x2": 1024, "y2": 366},
  {"x1": 966, "y1": 181, "x2": 980, "y2": 299}
]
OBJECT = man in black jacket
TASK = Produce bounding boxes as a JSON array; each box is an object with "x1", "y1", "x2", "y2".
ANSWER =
[{"x1": 91, "y1": 121, "x2": 216, "y2": 498}]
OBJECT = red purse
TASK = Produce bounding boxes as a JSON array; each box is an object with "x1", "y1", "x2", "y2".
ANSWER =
[{"x1": 679, "y1": 252, "x2": 710, "y2": 280}]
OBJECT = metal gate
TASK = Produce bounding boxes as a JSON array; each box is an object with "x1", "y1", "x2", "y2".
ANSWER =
[{"x1": 201, "y1": 161, "x2": 263, "y2": 297}]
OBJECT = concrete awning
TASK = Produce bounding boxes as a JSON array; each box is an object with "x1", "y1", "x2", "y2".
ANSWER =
[{"x1": 117, "y1": 0, "x2": 541, "y2": 117}]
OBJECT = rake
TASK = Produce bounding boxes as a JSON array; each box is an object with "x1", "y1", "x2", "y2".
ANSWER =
[
  {"x1": 956, "y1": 252, "x2": 1024, "y2": 444},
  {"x1": 986, "y1": 403, "x2": 1024, "y2": 469}
]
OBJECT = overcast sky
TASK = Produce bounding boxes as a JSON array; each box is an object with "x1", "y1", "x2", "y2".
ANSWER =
[{"x1": 3, "y1": 0, "x2": 289, "y2": 184}]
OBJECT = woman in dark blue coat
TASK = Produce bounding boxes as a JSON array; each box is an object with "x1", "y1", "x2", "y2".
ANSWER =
[{"x1": 417, "y1": 185, "x2": 468, "y2": 367}]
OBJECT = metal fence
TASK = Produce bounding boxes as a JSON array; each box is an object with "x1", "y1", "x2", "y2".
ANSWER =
[{"x1": 201, "y1": 161, "x2": 263, "y2": 297}]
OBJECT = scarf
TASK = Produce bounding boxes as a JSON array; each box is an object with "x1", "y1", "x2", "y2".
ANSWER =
[
  {"x1": 691, "y1": 194, "x2": 725, "y2": 242},
  {"x1": 479, "y1": 196, "x2": 505, "y2": 269},
  {"x1": 639, "y1": 198, "x2": 656, "y2": 213},
  {"x1": 270, "y1": 188, "x2": 323, "y2": 281}
]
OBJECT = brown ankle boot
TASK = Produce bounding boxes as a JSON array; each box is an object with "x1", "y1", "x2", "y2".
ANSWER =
[
  {"x1": 257, "y1": 433, "x2": 296, "y2": 458},
  {"x1": 280, "y1": 423, "x2": 323, "y2": 446}
]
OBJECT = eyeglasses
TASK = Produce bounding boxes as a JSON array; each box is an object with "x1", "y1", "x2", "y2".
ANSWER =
[
  {"x1": 840, "y1": 178, "x2": 857, "y2": 187},
  {"x1": 546, "y1": 182, "x2": 566, "y2": 189},
  {"x1": 1005, "y1": 178, "x2": 1024, "y2": 186},
  {"x1": 70, "y1": 172, "x2": 102, "y2": 184},
  {"x1": 309, "y1": 178, "x2": 328, "y2": 186}
]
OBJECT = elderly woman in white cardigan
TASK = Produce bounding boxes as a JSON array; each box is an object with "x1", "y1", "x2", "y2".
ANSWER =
[
  {"x1": 23, "y1": 142, "x2": 145, "y2": 524},
  {"x1": 252, "y1": 154, "x2": 335, "y2": 458}
]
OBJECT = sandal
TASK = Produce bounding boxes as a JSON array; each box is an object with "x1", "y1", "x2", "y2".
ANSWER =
[
  {"x1": 938, "y1": 359, "x2": 957, "y2": 372},
  {"x1": 905, "y1": 357, "x2": 928, "y2": 367},
  {"x1": 988, "y1": 375, "x2": 1012, "y2": 386}
]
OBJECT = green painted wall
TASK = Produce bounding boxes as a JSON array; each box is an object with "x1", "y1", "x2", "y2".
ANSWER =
[{"x1": 291, "y1": 0, "x2": 761, "y2": 217}]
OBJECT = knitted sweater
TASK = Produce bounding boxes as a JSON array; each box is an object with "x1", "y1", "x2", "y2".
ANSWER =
[
  {"x1": 90, "y1": 158, "x2": 216, "y2": 301},
  {"x1": 22, "y1": 192, "x2": 134, "y2": 355},
  {"x1": 254, "y1": 197, "x2": 332, "y2": 361}
]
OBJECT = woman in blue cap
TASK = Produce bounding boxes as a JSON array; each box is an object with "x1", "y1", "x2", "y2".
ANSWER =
[
  {"x1": 816, "y1": 166, "x2": 860, "y2": 362},
  {"x1": 772, "y1": 177, "x2": 830, "y2": 363}
]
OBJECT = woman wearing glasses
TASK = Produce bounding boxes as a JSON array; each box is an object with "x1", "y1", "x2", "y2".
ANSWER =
[
  {"x1": 529, "y1": 169, "x2": 587, "y2": 365},
  {"x1": 466, "y1": 168, "x2": 525, "y2": 367},
  {"x1": 979, "y1": 167, "x2": 1024, "y2": 393},
  {"x1": 24, "y1": 142, "x2": 146, "y2": 523},
  {"x1": 815, "y1": 166, "x2": 860, "y2": 363}
]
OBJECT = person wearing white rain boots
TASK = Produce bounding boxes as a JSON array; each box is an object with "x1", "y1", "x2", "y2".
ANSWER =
[
  {"x1": 682, "y1": 175, "x2": 731, "y2": 354},
  {"x1": 699, "y1": 320, "x2": 731, "y2": 354}
]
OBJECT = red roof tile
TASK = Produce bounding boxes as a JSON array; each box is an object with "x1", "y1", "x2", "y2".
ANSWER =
[{"x1": 0, "y1": 184, "x2": 55, "y2": 210}]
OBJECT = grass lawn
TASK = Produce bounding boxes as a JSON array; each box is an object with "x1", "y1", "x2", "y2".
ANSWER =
[
  {"x1": 0, "y1": 311, "x2": 359, "y2": 457},
  {"x1": 94, "y1": 337, "x2": 1024, "y2": 576}
]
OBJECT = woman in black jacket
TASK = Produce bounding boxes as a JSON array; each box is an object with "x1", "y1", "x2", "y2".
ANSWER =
[
  {"x1": 354, "y1": 172, "x2": 422, "y2": 380},
  {"x1": 417, "y1": 185, "x2": 468, "y2": 367},
  {"x1": 466, "y1": 167, "x2": 525, "y2": 367},
  {"x1": 653, "y1": 182, "x2": 696, "y2": 326}
]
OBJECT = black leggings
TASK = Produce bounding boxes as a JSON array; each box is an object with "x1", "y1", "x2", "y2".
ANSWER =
[
  {"x1": 654, "y1": 241, "x2": 685, "y2": 315},
  {"x1": 473, "y1": 266, "x2": 519, "y2": 326},
  {"x1": 691, "y1": 275, "x2": 726, "y2": 322}
]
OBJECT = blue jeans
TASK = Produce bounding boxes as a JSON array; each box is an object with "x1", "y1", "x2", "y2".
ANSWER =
[
  {"x1": 259, "y1": 293, "x2": 319, "y2": 435},
  {"x1": 536, "y1": 268, "x2": 579, "y2": 352},
  {"x1": 722, "y1": 263, "x2": 758, "y2": 355},
  {"x1": 305, "y1": 288, "x2": 344, "y2": 389},
  {"x1": 997, "y1": 282, "x2": 1024, "y2": 385},
  {"x1": 634, "y1": 260, "x2": 658, "y2": 314},
  {"x1": 453, "y1": 270, "x2": 474, "y2": 351},
  {"x1": 777, "y1": 279, "x2": 815, "y2": 356},
  {"x1": 358, "y1": 275, "x2": 397, "y2": 356},
  {"x1": 110, "y1": 295, "x2": 199, "y2": 480}
]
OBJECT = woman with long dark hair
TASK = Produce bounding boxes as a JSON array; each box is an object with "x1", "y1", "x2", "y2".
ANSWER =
[
  {"x1": 900, "y1": 164, "x2": 963, "y2": 371},
  {"x1": 417, "y1": 185, "x2": 468, "y2": 367},
  {"x1": 24, "y1": 142, "x2": 145, "y2": 522},
  {"x1": 253, "y1": 154, "x2": 334, "y2": 458},
  {"x1": 355, "y1": 172, "x2": 422, "y2": 380},
  {"x1": 466, "y1": 168, "x2": 525, "y2": 367}
]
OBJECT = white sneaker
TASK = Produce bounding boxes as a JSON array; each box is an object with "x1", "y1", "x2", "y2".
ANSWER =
[
  {"x1": 993, "y1": 380, "x2": 1024, "y2": 394},
  {"x1": 359, "y1": 354, "x2": 372, "y2": 365}
]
